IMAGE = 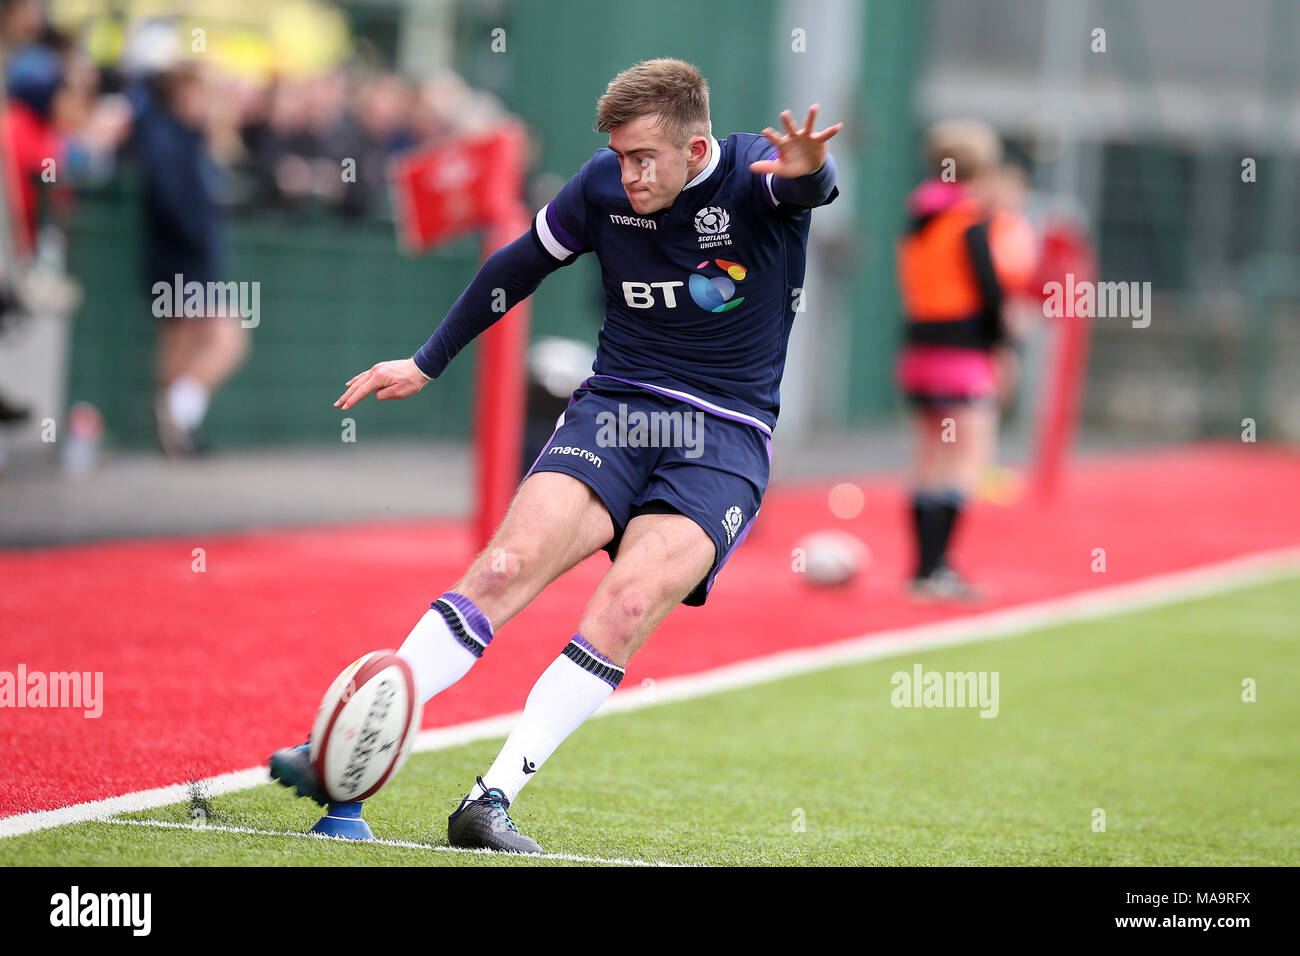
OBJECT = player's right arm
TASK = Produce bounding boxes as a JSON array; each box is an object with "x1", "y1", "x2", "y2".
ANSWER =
[{"x1": 334, "y1": 160, "x2": 595, "y2": 411}]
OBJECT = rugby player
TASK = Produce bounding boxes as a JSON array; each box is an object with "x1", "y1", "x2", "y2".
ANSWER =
[{"x1": 270, "y1": 58, "x2": 839, "y2": 853}]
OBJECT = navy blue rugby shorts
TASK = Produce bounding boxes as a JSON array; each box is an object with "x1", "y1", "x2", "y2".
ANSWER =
[{"x1": 525, "y1": 376, "x2": 771, "y2": 606}]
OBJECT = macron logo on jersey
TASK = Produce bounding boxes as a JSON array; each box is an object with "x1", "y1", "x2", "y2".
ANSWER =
[{"x1": 609, "y1": 213, "x2": 657, "y2": 230}]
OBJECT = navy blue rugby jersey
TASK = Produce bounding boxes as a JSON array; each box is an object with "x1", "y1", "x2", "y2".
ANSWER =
[{"x1": 533, "y1": 133, "x2": 837, "y2": 435}]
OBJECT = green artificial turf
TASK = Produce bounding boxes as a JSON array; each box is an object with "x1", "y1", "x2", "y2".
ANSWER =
[{"x1": 3, "y1": 577, "x2": 1296, "y2": 866}]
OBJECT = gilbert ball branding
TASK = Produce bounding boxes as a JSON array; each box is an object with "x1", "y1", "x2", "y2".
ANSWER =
[{"x1": 49, "y1": 886, "x2": 151, "y2": 936}]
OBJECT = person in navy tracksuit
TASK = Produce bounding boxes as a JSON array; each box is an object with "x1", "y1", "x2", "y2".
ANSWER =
[{"x1": 132, "y1": 63, "x2": 247, "y2": 455}]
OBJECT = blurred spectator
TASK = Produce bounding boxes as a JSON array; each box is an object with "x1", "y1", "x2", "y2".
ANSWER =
[
  {"x1": 10, "y1": 12, "x2": 516, "y2": 222},
  {"x1": 0, "y1": 40, "x2": 108, "y2": 426},
  {"x1": 986, "y1": 163, "x2": 1039, "y2": 409},
  {"x1": 2, "y1": 37, "x2": 128, "y2": 255},
  {"x1": 132, "y1": 63, "x2": 248, "y2": 457},
  {"x1": 895, "y1": 118, "x2": 1036, "y2": 602},
  {"x1": 0, "y1": 33, "x2": 61, "y2": 428},
  {"x1": 0, "y1": 0, "x2": 43, "y2": 51},
  {"x1": 248, "y1": 77, "x2": 319, "y2": 208},
  {"x1": 0, "y1": 11, "x2": 517, "y2": 454},
  {"x1": 338, "y1": 72, "x2": 417, "y2": 217},
  {"x1": 3, "y1": 45, "x2": 70, "y2": 254},
  {"x1": 229, "y1": 65, "x2": 507, "y2": 217}
]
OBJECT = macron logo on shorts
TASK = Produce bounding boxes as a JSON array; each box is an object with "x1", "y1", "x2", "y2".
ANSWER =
[{"x1": 548, "y1": 445, "x2": 602, "y2": 469}]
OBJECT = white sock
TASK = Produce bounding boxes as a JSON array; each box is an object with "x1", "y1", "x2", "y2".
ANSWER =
[
  {"x1": 166, "y1": 375, "x2": 209, "y2": 430},
  {"x1": 473, "y1": 635, "x2": 624, "y2": 804},
  {"x1": 397, "y1": 592, "x2": 494, "y2": 703}
]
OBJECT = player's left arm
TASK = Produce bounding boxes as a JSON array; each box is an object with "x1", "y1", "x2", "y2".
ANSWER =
[{"x1": 748, "y1": 105, "x2": 842, "y2": 208}]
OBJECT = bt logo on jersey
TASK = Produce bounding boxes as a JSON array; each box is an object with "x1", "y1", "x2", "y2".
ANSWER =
[
  {"x1": 622, "y1": 259, "x2": 750, "y2": 312},
  {"x1": 622, "y1": 280, "x2": 684, "y2": 309}
]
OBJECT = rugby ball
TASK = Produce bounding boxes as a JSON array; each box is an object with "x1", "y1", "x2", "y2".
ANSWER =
[
  {"x1": 796, "y1": 529, "x2": 871, "y2": 586},
  {"x1": 309, "y1": 650, "x2": 422, "y2": 803}
]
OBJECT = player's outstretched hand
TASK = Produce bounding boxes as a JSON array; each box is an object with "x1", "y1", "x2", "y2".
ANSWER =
[
  {"x1": 749, "y1": 104, "x2": 843, "y2": 179},
  {"x1": 334, "y1": 358, "x2": 430, "y2": 410}
]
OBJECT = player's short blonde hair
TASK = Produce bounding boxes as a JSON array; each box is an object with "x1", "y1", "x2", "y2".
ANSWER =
[
  {"x1": 924, "y1": 118, "x2": 1003, "y2": 181},
  {"x1": 595, "y1": 58, "x2": 711, "y2": 147}
]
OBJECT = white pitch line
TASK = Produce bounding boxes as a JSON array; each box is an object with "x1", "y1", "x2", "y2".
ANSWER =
[
  {"x1": 0, "y1": 768, "x2": 271, "y2": 839},
  {"x1": 597, "y1": 544, "x2": 1300, "y2": 714},
  {"x1": 103, "y1": 818, "x2": 679, "y2": 867},
  {"x1": 2, "y1": 545, "x2": 1297, "y2": 841}
]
